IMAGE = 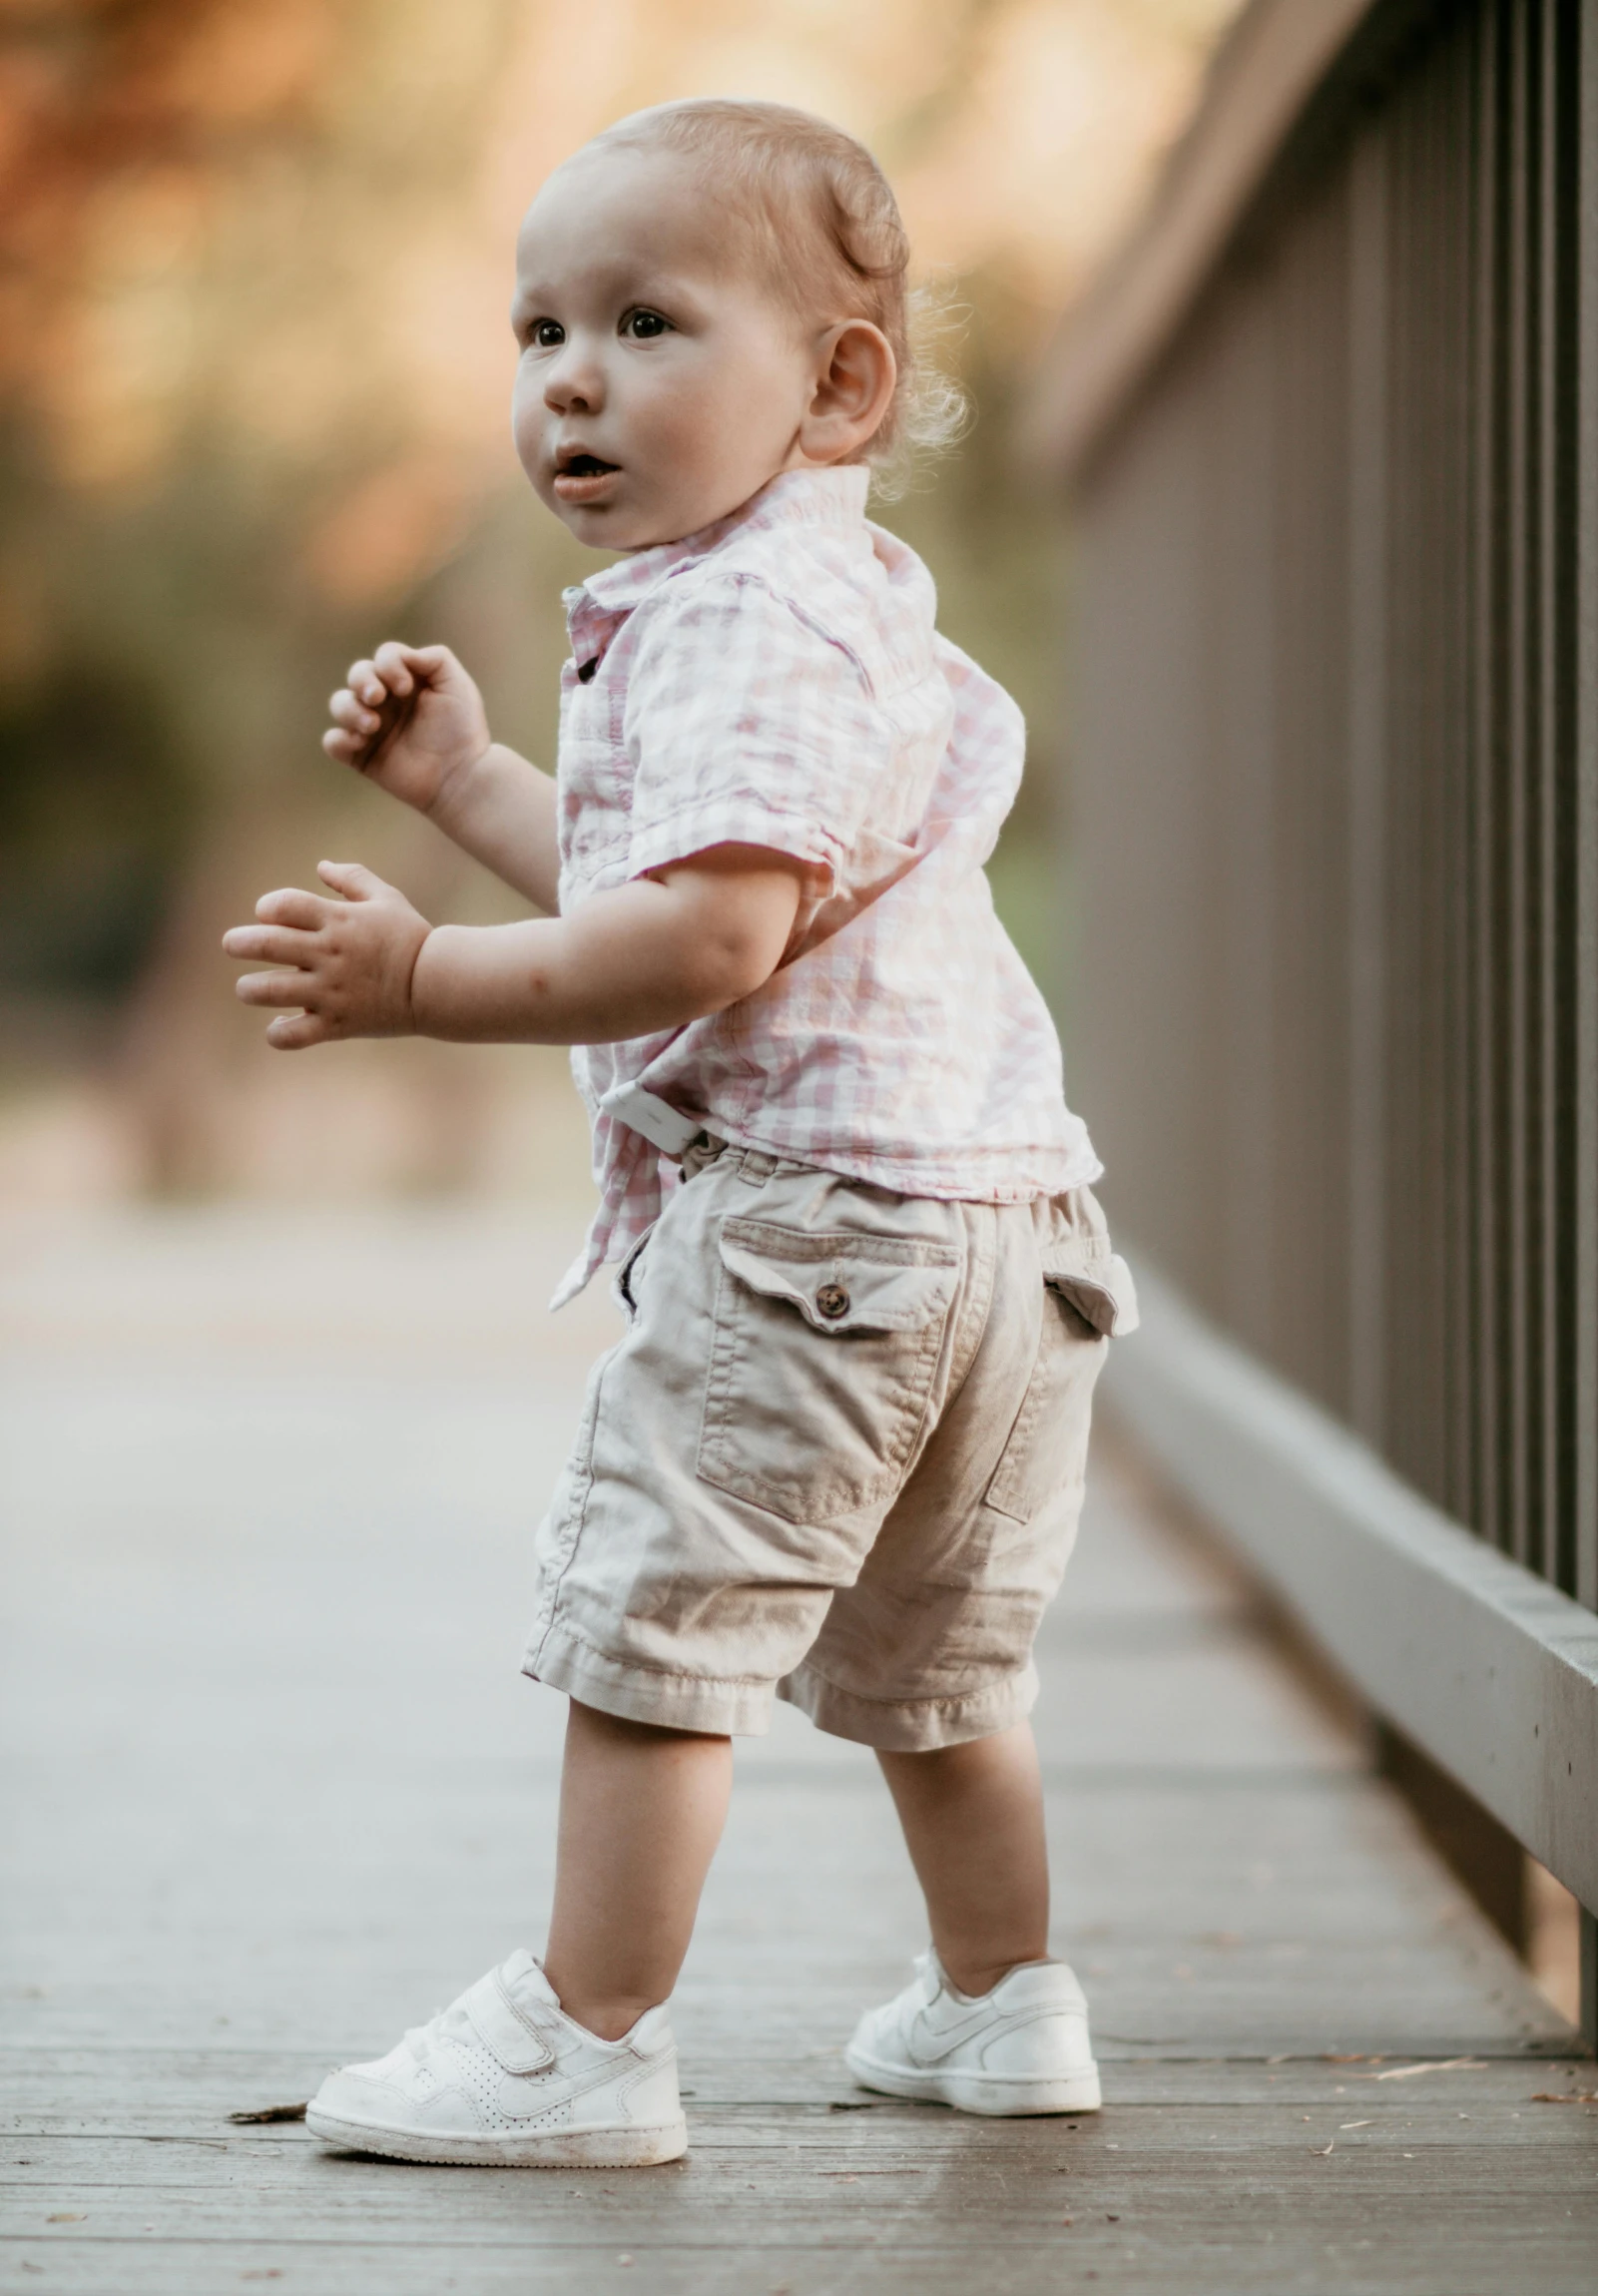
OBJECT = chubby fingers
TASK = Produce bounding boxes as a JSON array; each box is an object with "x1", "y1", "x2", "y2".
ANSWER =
[
  {"x1": 325, "y1": 648, "x2": 412, "y2": 768},
  {"x1": 324, "y1": 685, "x2": 383, "y2": 762},
  {"x1": 374, "y1": 640, "x2": 441, "y2": 691},
  {"x1": 316, "y1": 858, "x2": 393, "y2": 901},
  {"x1": 221, "y1": 888, "x2": 323, "y2": 966},
  {"x1": 233, "y1": 965, "x2": 315, "y2": 1009},
  {"x1": 346, "y1": 650, "x2": 414, "y2": 709},
  {"x1": 254, "y1": 885, "x2": 327, "y2": 929},
  {"x1": 221, "y1": 922, "x2": 316, "y2": 967},
  {"x1": 265, "y1": 1009, "x2": 334, "y2": 1052},
  {"x1": 334, "y1": 641, "x2": 443, "y2": 718},
  {"x1": 223, "y1": 886, "x2": 329, "y2": 1011}
]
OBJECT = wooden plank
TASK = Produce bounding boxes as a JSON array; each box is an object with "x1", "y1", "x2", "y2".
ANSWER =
[
  {"x1": 4, "y1": 2105, "x2": 1597, "y2": 2295},
  {"x1": 5, "y1": 2076, "x2": 1598, "y2": 2253},
  {"x1": 4, "y1": 2048, "x2": 1591, "y2": 2122}
]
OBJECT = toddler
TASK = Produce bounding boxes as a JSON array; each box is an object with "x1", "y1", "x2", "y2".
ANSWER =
[{"x1": 225, "y1": 98, "x2": 1136, "y2": 2168}]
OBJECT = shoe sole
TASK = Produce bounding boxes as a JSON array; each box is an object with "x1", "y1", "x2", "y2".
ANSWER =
[
  {"x1": 843, "y1": 2042, "x2": 1101, "y2": 2117},
  {"x1": 303, "y1": 2105, "x2": 688, "y2": 2167}
]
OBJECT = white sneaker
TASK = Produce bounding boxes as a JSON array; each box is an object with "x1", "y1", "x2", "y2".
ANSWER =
[
  {"x1": 845, "y1": 1950, "x2": 1101, "y2": 2115},
  {"x1": 304, "y1": 1951, "x2": 687, "y2": 2167}
]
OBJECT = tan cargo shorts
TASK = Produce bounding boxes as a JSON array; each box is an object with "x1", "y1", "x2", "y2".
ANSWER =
[{"x1": 521, "y1": 1145, "x2": 1135, "y2": 1749}]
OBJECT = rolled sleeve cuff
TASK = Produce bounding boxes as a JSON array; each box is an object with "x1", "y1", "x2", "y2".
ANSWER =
[{"x1": 627, "y1": 798, "x2": 842, "y2": 885}]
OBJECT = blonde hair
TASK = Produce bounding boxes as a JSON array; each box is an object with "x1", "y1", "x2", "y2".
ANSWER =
[{"x1": 589, "y1": 99, "x2": 967, "y2": 494}]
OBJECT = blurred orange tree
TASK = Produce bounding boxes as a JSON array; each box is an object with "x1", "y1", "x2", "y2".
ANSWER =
[{"x1": 0, "y1": 0, "x2": 1241, "y2": 1181}]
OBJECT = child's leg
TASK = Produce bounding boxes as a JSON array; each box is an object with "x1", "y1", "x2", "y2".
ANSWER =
[
  {"x1": 875, "y1": 1720, "x2": 1049, "y2": 1997},
  {"x1": 850, "y1": 1719, "x2": 1097, "y2": 2113},
  {"x1": 542, "y1": 1698, "x2": 733, "y2": 2038}
]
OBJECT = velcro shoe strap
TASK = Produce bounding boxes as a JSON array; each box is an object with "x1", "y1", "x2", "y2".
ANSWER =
[{"x1": 462, "y1": 1970, "x2": 556, "y2": 2074}]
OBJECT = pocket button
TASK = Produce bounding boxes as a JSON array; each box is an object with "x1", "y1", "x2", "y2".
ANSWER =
[{"x1": 815, "y1": 1282, "x2": 850, "y2": 1321}]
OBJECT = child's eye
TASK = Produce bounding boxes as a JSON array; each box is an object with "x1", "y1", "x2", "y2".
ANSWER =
[
  {"x1": 622, "y1": 308, "x2": 671, "y2": 340},
  {"x1": 531, "y1": 319, "x2": 564, "y2": 349}
]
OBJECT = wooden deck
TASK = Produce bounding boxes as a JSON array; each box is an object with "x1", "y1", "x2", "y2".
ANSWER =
[{"x1": 3, "y1": 1202, "x2": 1595, "y2": 2293}]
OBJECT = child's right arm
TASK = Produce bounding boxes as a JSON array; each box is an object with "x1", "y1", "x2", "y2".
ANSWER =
[{"x1": 324, "y1": 642, "x2": 559, "y2": 915}]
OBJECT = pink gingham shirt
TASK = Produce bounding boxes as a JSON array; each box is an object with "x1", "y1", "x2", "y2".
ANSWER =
[{"x1": 551, "y1": 465, "x2": 1100, "y2": 1306}]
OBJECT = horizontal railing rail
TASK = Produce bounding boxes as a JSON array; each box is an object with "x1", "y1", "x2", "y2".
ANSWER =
[{"x1": 1107, "y1": 1268, "x2": 1598, "y2": 1917}]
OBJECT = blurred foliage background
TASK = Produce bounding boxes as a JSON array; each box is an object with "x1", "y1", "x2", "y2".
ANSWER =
[{"x1": 0, "y1": 0, "x2": 1242, "y2": 1207}]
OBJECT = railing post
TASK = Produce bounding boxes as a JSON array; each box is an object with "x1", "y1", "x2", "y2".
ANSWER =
[
  {"x1": 1572, "y1": 0, "x2": 1598, "y2": 1627},
  {"x1": 1346, "y1": 120, "x2": 1388, "y2": 1451},
  {"x1": 1577, "y1": 0, "x2": 1598, "y2": 2059}
]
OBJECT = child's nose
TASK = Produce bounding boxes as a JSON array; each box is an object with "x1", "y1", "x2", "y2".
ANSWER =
[{"x1": 544, "y1": 342, "x2": 606, "y2": 415}]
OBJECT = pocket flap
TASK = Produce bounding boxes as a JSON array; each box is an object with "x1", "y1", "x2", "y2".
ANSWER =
[
  {"x1": 718, "y1": 1217, "x2": 959, "y2": 1334},
  {"x1": 1040, "y1": 1248, "x2": 1140, "y2": 1338}
]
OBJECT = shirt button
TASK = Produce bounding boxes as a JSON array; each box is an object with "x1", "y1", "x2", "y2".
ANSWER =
[{"x1": 815, "y1": 1282, "x2": 850, "y2": 1320}]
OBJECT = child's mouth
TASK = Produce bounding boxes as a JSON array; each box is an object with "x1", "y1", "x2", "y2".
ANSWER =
[{"x1": 554, "y1": 452, "x2": 620, "y2": 503}]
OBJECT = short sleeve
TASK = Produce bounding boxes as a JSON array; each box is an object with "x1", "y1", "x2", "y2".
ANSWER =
[{"x1": 621, "y1": 572, "x2": 889, "y2": 885}]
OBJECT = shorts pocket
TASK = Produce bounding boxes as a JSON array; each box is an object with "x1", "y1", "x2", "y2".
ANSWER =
[
  {"x1": 611, "y1": 1226, "x2": 653, "y2": 1322},
  {"x1": 697, "y1": 1215, "x2": 960, "y2": 1524},
  {"x1": 1037, "y1": 1246, "x2": 1140, "y2": 1338},
  {"x1": 983, "y1": 1286, "x2": 1108, "y2": 1527}
]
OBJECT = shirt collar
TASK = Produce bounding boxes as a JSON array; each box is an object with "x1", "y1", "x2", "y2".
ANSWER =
[{"x1": 565, "y1": 465, "x2": 870, "y2": 625}]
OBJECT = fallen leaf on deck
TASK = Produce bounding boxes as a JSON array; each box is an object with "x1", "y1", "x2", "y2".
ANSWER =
[
  {"x1": 1366, "y1": 2058, "x2": 1487, "y2": 2081},
  {"x1": 228, "y1": 2101, "x2": 308, "y2": 2124},
  {"x1": 1529, "y1": 2092, "x2": 1598, "y2": 2105},
  {"x1": 1358, "y1": 2066, "x2": 1487, "y2": 2084},
  {"x1": 46, "y1": 2213, "x2": 84, "y2": 2222}
]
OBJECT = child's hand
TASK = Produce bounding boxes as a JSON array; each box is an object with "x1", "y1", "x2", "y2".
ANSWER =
[
  {"x1": 324, "y1": 643, "x2": 491, "y2": 817},
  {"x1": 223, "y1": 861, "x2": 432, "y2": 1050}
]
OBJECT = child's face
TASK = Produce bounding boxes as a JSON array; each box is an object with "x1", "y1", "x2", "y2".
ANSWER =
[{"x1": 511, "y1": 146, "x2": 827, "y2": 550}]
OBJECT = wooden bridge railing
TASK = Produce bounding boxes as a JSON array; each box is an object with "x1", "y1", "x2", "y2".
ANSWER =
[{"x1": 1025, "y1": 0, "x2": 1598, "y2": 2041}]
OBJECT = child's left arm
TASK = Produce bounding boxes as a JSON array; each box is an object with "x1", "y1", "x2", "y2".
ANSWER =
[{"x1": 222, "y1": 845, "x2": 804, "y2": 1050}]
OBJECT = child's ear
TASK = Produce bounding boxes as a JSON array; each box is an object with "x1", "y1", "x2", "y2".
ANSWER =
[{"x1": 799, "y1": 320, "x2": 896, "y2": 463}]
